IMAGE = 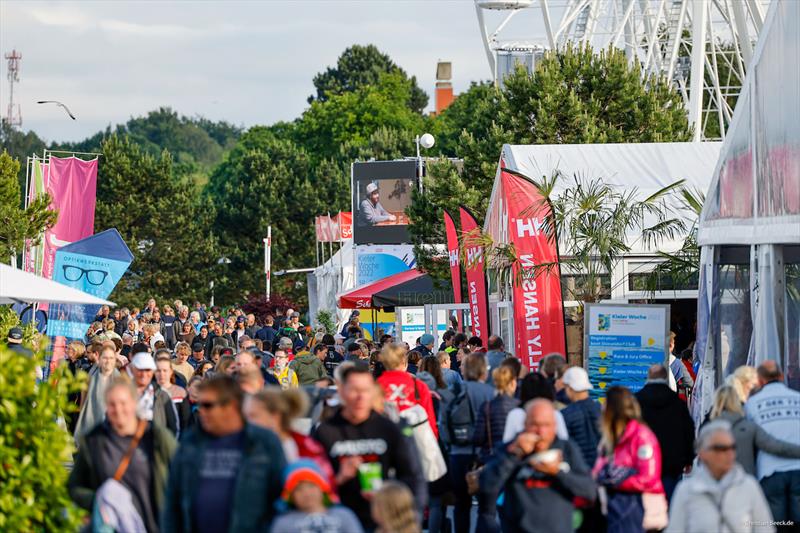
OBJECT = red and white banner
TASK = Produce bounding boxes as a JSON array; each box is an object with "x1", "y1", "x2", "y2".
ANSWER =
[
  {"x1": 501, "y1": 169, "x2": 566, "y2": 371},
  {"x1": 316, "y1": 212, "x2": 353, "y2": 242},
  {"x1": 443, "y1": 210, "x2": 462, "y2": 304},
  {"x1": 42, "y1": 156, "x2": 98, "y2": 280},
  {"x1": 338, "y1": 212, "x2": 353, "y2": 240},
  {"x1": 459, "y1": 206, "x2": 489, "y2": 347}
]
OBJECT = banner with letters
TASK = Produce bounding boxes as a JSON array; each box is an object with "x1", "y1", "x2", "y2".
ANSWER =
[
  {"x1": 501, "y1": 169, "x2": 566, "y2": 371},
  {"x1": 459, "y1": 206, "x2": 489, "y2": 347},
  {"x1": 444, "y1": 210, "x2": 462, "y2": 305},
  {"x1": 355, "y1": 244, "x2": 415, "y2": 286}
]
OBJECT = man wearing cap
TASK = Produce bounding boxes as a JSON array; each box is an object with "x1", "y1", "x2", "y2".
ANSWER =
[
  {"x1": 130, "y1": 352, "x2": 180, "y2": 437},
  {"x1": 559, "y1": 367, "x2": 602, "y2": 470},
  {"x1": 358, "y1": 183, "x2": 395, "y2": 225},
  {"x1": 6, "y1": 327, "x2": 32, "y2": 356},
  {"x1": 189, "y1": 342, "x2": 207, "y2": 370},
  {"x1": 410, "y1": 333, "x2": 435, "y2": 360},
  {"x1": 635, "y1": 363, "x2": 695, "y2": 502}
]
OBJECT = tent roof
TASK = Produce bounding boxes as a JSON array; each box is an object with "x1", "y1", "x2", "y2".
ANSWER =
[
  {"x1": 338, "y1": 269, "x2": 452, "y2": 310},
  {"x1": 485, "y1": 142, "x2": 722, "y2": 250},
  {"x1": 0, "y1": 263, "x2": 115, "y2": 306},
  {"x1": 698, "y1": 0, "x2": 800, "y2": 246}
]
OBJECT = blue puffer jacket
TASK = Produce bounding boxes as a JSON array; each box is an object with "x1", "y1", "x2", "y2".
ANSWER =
[
  {"x1": 473, "y1": 393, "x2": 520, "y2": 463},
  {"x1": 560, "y1": 398, "x2": 602, "y2": 468}
]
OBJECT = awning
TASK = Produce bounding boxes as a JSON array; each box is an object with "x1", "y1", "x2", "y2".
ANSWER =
[
  {"x1": 338, "y1": 269, "x2": 453, "y2": 310},
  {"x1": 0, "y1": 263, "x2": 115, "y2": 306}
]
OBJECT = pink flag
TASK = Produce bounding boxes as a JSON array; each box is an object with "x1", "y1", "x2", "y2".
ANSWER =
[
  {"x1": 42, "y1": 157, "x2": 98, "y2": 280},
  {"x1": 459, "y1": 206, "x2": 490, "y2": 347}
]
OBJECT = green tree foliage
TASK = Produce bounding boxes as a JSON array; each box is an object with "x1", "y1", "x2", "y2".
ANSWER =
[
  {"x1": 309, "y1": 44, "x2": 429, "y2": 114},
  {"x1": 0, "y1": 151, "x2": 57, "y2": 263},
  {"x1": 296, "y1": 73, "x2": 428, "y2": 160},
  {"x1": 410, "y1": 44, "x2": 692, "y2": 280},
  {"x1": 0, "y1": 344, "x2": 86, "y2": 531},
  {"x1": 206, "y1": 127, "x2": 349, "y2": 305},
  {"x1": 94, "y1": 136, "x2": 219, "y2": 307},
  {"x1": 0, "y1": 120, "x2": 48, "y2": 192}
]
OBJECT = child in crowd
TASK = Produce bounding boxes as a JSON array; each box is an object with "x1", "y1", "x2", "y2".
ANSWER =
[
  {"x1": 371, "y1": 481, "x2": 420, "y2": 533},
  {"x1": 270, "y1": 460, "x2": 362, "y2": 533}
]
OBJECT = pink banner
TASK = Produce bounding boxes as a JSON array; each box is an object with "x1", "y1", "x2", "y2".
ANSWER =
[
  {"x1": 444, "y1": 210, "x2": 462, "y2": 305},
  {"x1": 459, "y1": 206, "x2": 489, "y2": 347},
  {"x1": 42, "y1": 156, "x2": 98, "y2": 280}
]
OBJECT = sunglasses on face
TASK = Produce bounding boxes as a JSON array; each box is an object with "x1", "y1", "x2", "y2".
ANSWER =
[
  {"x1": 198, "y1": 400, "x2": 227, "y2": 410},
  {"x1": 708, "y1": 444, "x2": 736, "y2": 453}
]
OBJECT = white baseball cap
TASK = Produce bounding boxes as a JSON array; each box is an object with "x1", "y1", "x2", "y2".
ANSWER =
[
  {"x1": 366, "y1": 183, "x2": 378, "y2": 194},
  {"x1": 562, "y1": 366, "x2": 593, "y2": 392},
  {"x1": 131, "y1": 352, "x2": 156, "y2": 371}
]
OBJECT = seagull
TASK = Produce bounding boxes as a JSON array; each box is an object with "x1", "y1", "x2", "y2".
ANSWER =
[{"x1": 37, "y1": 100, "x2": 76, "y2": 120}]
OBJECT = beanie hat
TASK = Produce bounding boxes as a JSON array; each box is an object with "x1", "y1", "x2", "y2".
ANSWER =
[{"x1": 280, "y1": 459, "x2": 338, "y2": 506}]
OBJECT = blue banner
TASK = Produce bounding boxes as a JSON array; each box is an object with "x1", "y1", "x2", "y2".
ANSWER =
[{"x1": 46, "y1": 229, "x2": 133, "y2": 339}]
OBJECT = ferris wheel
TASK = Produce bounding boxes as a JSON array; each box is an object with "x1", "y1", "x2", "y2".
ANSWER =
[{"x1": 474, "y1": 0, "x2": 769, "y2": 141}]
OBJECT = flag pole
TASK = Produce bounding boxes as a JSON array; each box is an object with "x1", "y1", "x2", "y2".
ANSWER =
[{"x1": 264, "y1": 226, "x2": 272, "y2": 301}]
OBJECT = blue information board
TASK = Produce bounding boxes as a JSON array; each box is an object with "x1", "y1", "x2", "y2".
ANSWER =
[{"x1": 584, "y1": 303, "x2": 670, "y2": 402}]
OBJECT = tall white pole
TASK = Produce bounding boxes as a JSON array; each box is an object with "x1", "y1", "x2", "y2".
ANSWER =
[
  {"x1": 688, "y1": 0, "x2": 708, "y2": 142},
  {"x1": 264, "y1": 226, "x2": 272, "y2": 301}
]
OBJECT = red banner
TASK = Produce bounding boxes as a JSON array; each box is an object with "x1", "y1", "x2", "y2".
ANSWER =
[
  {"x1": 42, "y1": 156, "x2": 98, "y2": 280},
  {"x1": 459, "y1": 206, "x2": 489, "y2": 347},
  {"x1": 501, "y1": 169, "x2": 566, "y2": 371},
  {"x1": 315, "y1": 216, "x2": 323, "y2": 241},
  {"x1": 338, "y1": 212, "x2": 353, "y2": 240},
  {"x1": 444, "y1": 210, "x2": 462, "y2": 304}
]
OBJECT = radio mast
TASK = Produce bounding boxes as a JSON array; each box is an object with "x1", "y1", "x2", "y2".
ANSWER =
[{"x1": 5, "y1": 49, "x2": 22, "y2": 128}]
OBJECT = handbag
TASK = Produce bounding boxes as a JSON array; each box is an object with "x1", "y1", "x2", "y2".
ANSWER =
[{"x1": 465, "y1": 402, "x2": 493, "y2": 495}]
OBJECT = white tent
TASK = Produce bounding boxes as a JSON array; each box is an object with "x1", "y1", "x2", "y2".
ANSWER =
[
  {"x1": 487, "y1": 142, "x2": 722, "y2": 302},
  {"x1": 308, "y1": 241, "x2": 354, "y2": 332},
  {"x1": 0, "y1": 263, "x2": 115, "y2": 306},
  {"x1": 693, "y1": 0, "x2": 800, "y2": 421}
]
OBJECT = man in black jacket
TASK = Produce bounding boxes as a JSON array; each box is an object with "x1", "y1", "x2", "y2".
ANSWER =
[
  {"x1": 313, "y1": 364, "x2": 426, "y2": 530},
  {"x1": 635, "y1": 363, "x2": 695, "y2": 502},
  {"x1": 480, "y1": 399, "x2": 596, "y2": 533}
]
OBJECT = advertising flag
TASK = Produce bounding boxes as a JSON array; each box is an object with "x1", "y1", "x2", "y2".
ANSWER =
[
  {"x1": 46, "y1": 229, "x2": 133, "y2": 372},
  {"x1": 338, "y1": 212, "x2": 353, "y2": 240},
  {"x1": 24, "y1": 158, "x2": 48, "y2": 275},
  {"x1": 42, "y1": 156, "x2": 98, "y2": 280},
  {"x1": 459, "y1": 206, "x2": 489, "y2": 347},
  {"x1": 501, "y1": 169, "x2": 566, "y2": 371},
  {"x1": 444, "y1": 210, "x2": 462, "y2": 304}
]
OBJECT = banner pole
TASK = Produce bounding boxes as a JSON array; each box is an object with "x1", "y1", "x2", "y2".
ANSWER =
[{"x1": 264, "y1": 226, "x2": 272, "y2": 301}]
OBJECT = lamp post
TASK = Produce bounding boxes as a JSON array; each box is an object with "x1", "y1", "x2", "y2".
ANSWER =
[{"x1": 414, "y1": 133, "x2": 435, "y2": 192}]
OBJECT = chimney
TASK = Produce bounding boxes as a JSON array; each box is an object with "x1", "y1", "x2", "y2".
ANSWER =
[{"x1": 434, "y1": 61, "x2": 454, "y2": 115}]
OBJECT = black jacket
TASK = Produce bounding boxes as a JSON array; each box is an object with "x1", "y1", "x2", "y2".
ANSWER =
[
  {"x1": 560, "y1": 398, "x2": 602, "y2": 468},
  {"x1": 473, "y1": 394, "x2": 519, "y2": 463},
  {"x1": 635, "y1": 380, "x2": 695, "y2": 477}
]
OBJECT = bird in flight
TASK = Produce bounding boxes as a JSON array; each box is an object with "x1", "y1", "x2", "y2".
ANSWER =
[{"x1": 37, "y1": 100, "x2": 76, "y2": 120}]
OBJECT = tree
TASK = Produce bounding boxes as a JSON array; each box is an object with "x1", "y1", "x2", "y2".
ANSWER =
[
  {"x1": 0, "y1": 120, "x2": 47, "y2": 193},
  {"x1": 206, "y1": 127, "x2": 349, "y2": 305},
  {"x1": 0, "y1": 151, "x2": 57, "y2": 264},
  {"x1": 296, "y1": 73, "x2": 428, "y2": 161},
  {"x1": 94, "y1": 136, "x2": 219, "y2": 307},
  {"x1": 309, "y1": 44, "x2": 429, "y2": 114},
  {"x1": 0, "y1": 342, "x2": 86, "y2": 531},
  {"x1": 409, "y1": 44, "x2": 692, "y2": 282}
]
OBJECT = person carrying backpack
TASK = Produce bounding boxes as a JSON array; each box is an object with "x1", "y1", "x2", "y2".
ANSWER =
[{"x1": 441, "y1": 353, "x2": 494, "y2": 533}]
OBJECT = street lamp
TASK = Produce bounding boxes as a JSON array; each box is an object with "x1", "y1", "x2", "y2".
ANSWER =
[{"x1": 415, "y1": 133, "x2": 435, "y2": 192}]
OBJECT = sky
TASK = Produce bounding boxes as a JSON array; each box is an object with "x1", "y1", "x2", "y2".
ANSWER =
[{"x1": 0, "y1": 1, "x2": 552, "y2": 143}]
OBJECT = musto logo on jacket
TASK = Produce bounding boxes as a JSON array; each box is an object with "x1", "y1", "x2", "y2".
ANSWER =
[{"x1": 329, "y1": 439, "x2": 388, "y2": 458}]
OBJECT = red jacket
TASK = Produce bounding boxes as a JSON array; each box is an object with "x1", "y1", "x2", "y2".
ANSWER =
[
  {"x1": 377, "y1": 370, "x2": 439, "y2": 439},
  {"x1": 289, "y1": 431, "x2": 337, "y2": 494},
  {"x1": 592, "y1": 419, "x2": 664, "y2": 494}
]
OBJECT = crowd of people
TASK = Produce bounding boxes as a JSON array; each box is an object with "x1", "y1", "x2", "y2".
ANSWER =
[{"x1": 7, "y1": 299, "x2": 800, "y2": 533}]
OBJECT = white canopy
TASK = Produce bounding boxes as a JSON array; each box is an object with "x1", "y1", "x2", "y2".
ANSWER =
[
  {"x1": 308, "y1": 241, "x2": 354, "y2": 331},
  {"x1": 0, "y1": 263, "x2": 115, "y2": 306}
]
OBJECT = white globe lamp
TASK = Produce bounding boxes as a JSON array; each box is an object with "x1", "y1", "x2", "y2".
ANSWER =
[{"x1": 419, "y1": 133, "x2": 435, "y2": 149}]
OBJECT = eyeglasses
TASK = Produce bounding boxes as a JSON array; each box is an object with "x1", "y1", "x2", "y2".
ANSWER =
[
  {"x1": 62, "y1": 265, "x2": 109, "y2": 285},
  {"x1": 198, "y1": 400, "x2": 227, "y2": 410},
  {"x1": 708, "y1": 444, "x2": 736, "y2": 453}
]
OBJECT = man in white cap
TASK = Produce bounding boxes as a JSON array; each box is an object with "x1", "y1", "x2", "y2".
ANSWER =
[
  {"x1": 359, "y1": 182, "x2": 395, "y2": 225},
  {"x1": 130, "y1": 352, "x2": 180, "y2": 437}
]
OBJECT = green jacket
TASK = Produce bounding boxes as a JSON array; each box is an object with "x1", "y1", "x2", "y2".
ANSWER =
[
  {"x1": 161, "y1": 423, "x2": 286, "y2": 533},
  {"x1": 68, "y1": 420, "x2": 177, "y2": 512},
  {"x1": 290, "y1": 352, "x2": 327, "y2": 385}
]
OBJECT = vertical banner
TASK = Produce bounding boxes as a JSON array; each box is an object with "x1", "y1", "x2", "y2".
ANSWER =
[
  {"x1": 338, "y1": 212, "x2": 353, "y2": 240},
  {"x1": 444, "y1": 210, "x2": 462, "y2": 304},
  {"x1": 459, "y1": 206, "x2": 489, "y2": 347},
  {"x1": 42, "y1": 156, "x2": 98, "y2": 280},
  {"x1": 502, "y1": 169, "x2": 566, "y2": 371},
  {"x1": 46, "y1": 229, "x2": 133, "y2": 373},
  {"x1": 24, "y1": 158, "x2": 48, "y2": 275},
  {"x1": 314, "y1": 216, "x2": 323, "y2": 242}
]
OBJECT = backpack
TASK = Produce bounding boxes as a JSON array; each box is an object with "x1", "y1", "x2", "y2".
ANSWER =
[
  {"x1": 446, "y1": 385, "x2": 476, "y2": 446},
  {"x1": 398, "y1": 379, "x2": 447, "y2": 482}
]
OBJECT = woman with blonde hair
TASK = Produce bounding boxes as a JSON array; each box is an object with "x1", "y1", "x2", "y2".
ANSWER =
[
  {"x1": 592, "y1": 386, "x2": 665, "y2": 533},
  {"x1": 376, "y1": 343, "x2": 438, "y2": 438},
  {"x1": 371, "y1": 481, "x2": 420, "y2": 533},
  {"x1": 709, "y1": 384, "x2": 800, "y2": 475},
  {"x1": 243, "y1": 387, "x2": 335, "y2": 488},
  {"x1": 725, "y1": 365, "x2": 758, "y2": 404}
]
